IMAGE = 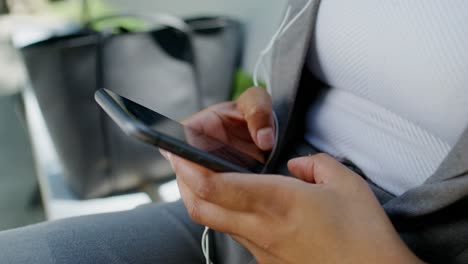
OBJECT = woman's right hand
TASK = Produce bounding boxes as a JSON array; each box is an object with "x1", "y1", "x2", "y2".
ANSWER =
[{"x1": 178, "y1": 87, "x2": 275, "y2": 162}]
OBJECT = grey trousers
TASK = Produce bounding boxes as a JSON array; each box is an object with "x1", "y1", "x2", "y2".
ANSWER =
[
  {"x1": 0, "y1": 200, "x2": 255, "y2": 264},
  {"x1": 0, "y1": 142, "x2": 320, "y2": 264}
]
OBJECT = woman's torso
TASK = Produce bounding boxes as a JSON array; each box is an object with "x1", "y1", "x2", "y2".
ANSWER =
[{"x1": 305, "y1": 0, "x2": 468, "y2": 195}]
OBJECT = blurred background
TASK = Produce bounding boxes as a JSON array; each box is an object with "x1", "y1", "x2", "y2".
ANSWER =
[{"x1": 0, "y1": 0, "x2": 287, "y2": 231}]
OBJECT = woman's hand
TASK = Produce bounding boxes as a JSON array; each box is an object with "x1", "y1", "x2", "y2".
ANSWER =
[
  {"x1": 168, "y1": 153, "x2": 424, "y2": 264},
  {"x1": 178, "y1": 87, "x2": 275, "y2": 163}
]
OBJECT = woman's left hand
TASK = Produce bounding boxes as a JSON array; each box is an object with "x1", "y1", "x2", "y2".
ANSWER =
[{"x1": 167, "y1": 153, "x2": 423, "y2": 264}]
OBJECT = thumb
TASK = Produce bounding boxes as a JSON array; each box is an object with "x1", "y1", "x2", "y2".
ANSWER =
[
  {"x1": 237, "y1": 87, "x2": 275, "y2": 151},
  {"x1": 288, "y1": 154, "x2": 355, "y2": 185}
]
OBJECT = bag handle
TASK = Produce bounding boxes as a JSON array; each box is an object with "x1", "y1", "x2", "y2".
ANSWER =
[
  {"x1": 79, "y1": 1, "x2": 203, "y2": 110},
  {"x1": 81, "y1": 0, "x2": 90, "y2": 24},
  {"x1": 79, "y1": 0, "x2": 192, "y2": 34},
  {"x1": 85, "y1": 13, "x2": 193, "y2": 35},
  {"x1": 90, "y1": 13, "x2": 203, "y2": 109}
]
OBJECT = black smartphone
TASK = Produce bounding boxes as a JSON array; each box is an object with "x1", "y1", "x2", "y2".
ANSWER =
[{"x1": 95, "y1": 89, "x2": 265, "y2": 174}]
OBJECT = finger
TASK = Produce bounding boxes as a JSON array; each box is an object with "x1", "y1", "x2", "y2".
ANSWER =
[
  {"x1": 182, "y1": 103, "x2": 235, "y2": 143},
  {"x1": 172, "y1": 155, "x2": 255, "y2": 211},
  {"x1": 183, "y1": 102, "x2": 245, "y2": 141},
  {"x1": 181, "y1": 103, "x2": 265, "y2": 161},
  {"x1": 182, "y1": 122, "x2": 265, "y2": 163},
  {"x1": 177, "y1": 177, "x2": 262, "y2": 240},
  {"x1": 177, "y1": 178, "x2": 240, "y2": 233},
  {"x1": 287, "y1": 156, "x2": 317, "y2": 183},
  {"x1": 288, "y1": 154, "x2": 362, "y2": 186},
  {"x1": 159, "y1": 149, "x2": 169, "y2": 161},
  {"x1": 172, "y1": 155, "x2": 295, "y2": 214},
  {"x1": 183, "y1": 102, "x2": 244, "y2": 126},
  {"x1": 237, "y1": 87, "x2": 275, "y2": 151}
]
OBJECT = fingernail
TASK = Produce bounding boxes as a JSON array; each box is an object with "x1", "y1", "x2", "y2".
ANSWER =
[
  {"x1": 257, "y1": 127, "x2": 275, "y2": 150},
  {"x1": 160, "y1": 149, "x2": 168, "y2": 160}
]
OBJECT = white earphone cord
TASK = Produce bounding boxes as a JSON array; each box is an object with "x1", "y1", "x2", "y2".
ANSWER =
[
  {"x1": 253, "y1": 0, "x2": 313, "y2": 95},
  {"x1": 202, "y1": 226, "x2": 212, "y2": 264},
  {"x1": 253, "y1": 5, "x2": 292, "y2": 95}
]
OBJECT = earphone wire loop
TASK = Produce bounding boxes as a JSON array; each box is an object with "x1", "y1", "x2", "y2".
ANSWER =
[
  {"x1": 253, "y1": 5, "x2": 292, "y2": 95},
  {"x1": 202, "y1": 226, "x2": 212, "y2": 264}
]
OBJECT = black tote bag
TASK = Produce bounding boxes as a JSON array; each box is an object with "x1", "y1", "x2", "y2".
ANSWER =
[{"x1": 20, "y1": 14, "x2": 243, "y2": 199}]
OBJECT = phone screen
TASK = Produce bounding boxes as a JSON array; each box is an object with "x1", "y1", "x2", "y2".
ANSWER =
[{"x1": 102, "y1": 89, "x2": 265, "y2": 173}]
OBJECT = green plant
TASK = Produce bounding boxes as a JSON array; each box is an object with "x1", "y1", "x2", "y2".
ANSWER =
[{"x1": 231, "y1": 69, "x2": 266, "y2": 100}]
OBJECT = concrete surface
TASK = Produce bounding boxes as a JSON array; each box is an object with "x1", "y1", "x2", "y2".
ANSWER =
[{"x1": 0, "y1": 93, "x2": 45, "y2": 231}]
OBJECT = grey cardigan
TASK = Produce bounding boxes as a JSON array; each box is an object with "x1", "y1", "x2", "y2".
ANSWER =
[{"x1": 265, "y1": 0, "x2": 468, "y2": 262}]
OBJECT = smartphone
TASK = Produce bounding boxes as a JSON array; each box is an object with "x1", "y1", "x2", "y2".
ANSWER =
[{"x1": 95, "y1": 88, "x2": 265, "y2": 174}]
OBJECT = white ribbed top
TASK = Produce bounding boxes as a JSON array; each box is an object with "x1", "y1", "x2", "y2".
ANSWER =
[{"x1": 305, "y1": 0, "x2": 468, "y2": 195}]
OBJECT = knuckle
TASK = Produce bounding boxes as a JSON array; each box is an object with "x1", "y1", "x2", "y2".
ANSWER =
[
  {"x1": 195, "y1": 178, "x2": 216, "y2": 200},
  {"x1": 246, "y1": 103, "x2": 271, "y2": 120},
  {"x1": 260, "y1": 240, "x2": 273, "y2": 251},
  {"x1": 237, "y1": 87, "x2": 255, "y2": 103},
  {"x1": 260, "y1": 236, "x2": 280, "y2": 252},
  {"x1": 186, "y1": 198, "x2": 202, "y2": 223},
  {"x1": 282, "y1": 212, "x2": 301, "y2": 239},
  {"x1": 313, "y1": 153, "x2": 332, "y2": 163},
  {"x1": 262, "y1": 185, "x2": 295, "y2": 219},
  {"x1": 272, "y1": 189, "x2": 291, "y2": 217},
  {"x1": 242, "y1": 86, "x2": 263, "y2": 96},
  {"x1": 302, "y1": 158, "x2": 316, "y2": 176},
  {"x1": 251, "y1": 86, "x2": 270, "y2": 96},
  {"x1": 263, "y1": 212, "x2": 299, "y2": 252}
]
